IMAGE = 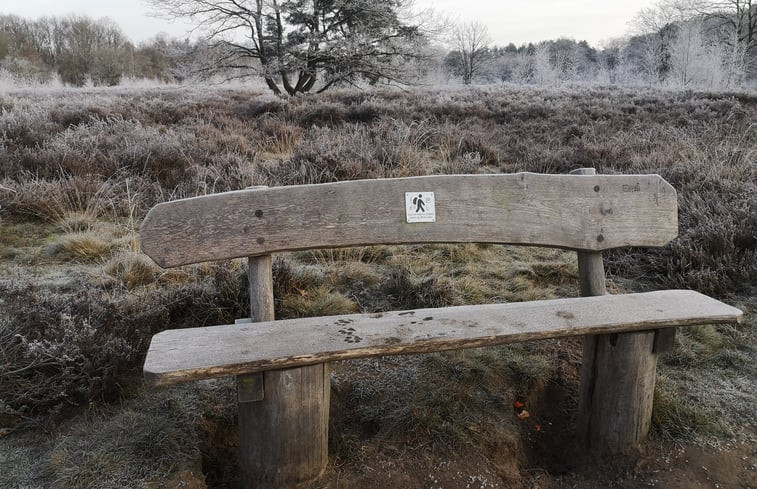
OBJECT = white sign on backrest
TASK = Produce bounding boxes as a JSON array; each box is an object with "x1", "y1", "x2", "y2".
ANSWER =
[{"x1": 405, "y1": 192, "x2": 436, "y2": 223}]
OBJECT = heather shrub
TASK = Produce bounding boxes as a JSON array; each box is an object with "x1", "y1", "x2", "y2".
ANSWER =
[
  {"x1": 256, "y1": 116, "x2": 302, "y2": 154},
  {"x1": 257, "y1": 127, "x2": 368, "y2": 185},
  {"x1": 345, "y1": 102, "x2": 381, "y2": 123},
  {"x1": 190, "y1": 115, "x2": 259, "y2": 156},
  {"x1": 609, "y1": 187, "x2": 757, "y2": 296},
  {"x1": 0, "y1": 101, "x2": 59, "y2": 149},
  {"x1": 1, "y1": 175, "x2": 119, "y2": 222},
  {"x1": 0, "y1": 279, "x2": 147, "y2": 421},
  {"x1": 0, "y1": 261, "x2": 249, "y2": 423},
  {"x1": 235, "y1": 96, "x2": 287, "y2": 119},
  {"x1": 435, "y1": 123, "x2": 499, "y2": 169},
  {"x1": 49, "y1": 105, "x2": 112, "y2": 128},
  {"x1": 139, "y1": 98, "x2": 191, "y2": 125},
  {"x1": 193, "y1": 156, "x2": 256, "y2": 196},
  {"x1": 294, "y1": 101, "x2": 347, "y2": 127}
]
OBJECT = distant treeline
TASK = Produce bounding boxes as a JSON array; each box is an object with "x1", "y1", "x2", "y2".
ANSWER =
[
  {"x1": 2, "y1": 5, "x2": 755, "y2": 90},
  {"x1": 0, "y1": 14, "x2": 196, "y2": 86},
  {"x1": 444, "y1": 33, "x2": 754, "y2": 90},
  {"x1": 446, "y1": 0, "x2": 757, "y2": 90}
]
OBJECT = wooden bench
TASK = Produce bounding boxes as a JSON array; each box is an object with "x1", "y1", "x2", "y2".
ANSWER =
[{"x1": 140, "y1": 169, "x2": 742, "y2": 489}]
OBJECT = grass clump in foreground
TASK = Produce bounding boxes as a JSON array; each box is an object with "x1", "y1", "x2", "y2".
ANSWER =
[
  {"x1": 0, "y1": 388, "x2": 211, "y2": 489},
  {"x1": 44, "y1": 230, "x2": 117, "y2": 261},
  {"x1": 101, "y1": 250, "x2": 162, "y2": 289},
  {"x1": 651, "y1": 378, "x2": 731, "y2": 442}
]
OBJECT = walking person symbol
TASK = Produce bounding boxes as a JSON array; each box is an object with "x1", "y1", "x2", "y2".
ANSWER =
[
  {"x1": 405, "y1": 191, "x2": 435, "y2": 223},
  {"x1": 413, "y1": 194, "x2": 425, "y2": 213}
]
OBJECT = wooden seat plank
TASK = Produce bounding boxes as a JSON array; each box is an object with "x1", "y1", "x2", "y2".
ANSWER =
[
  {"x1": 144, "y1": 290, "x2": 741, "y2": 387},
  {"x1": 140, "y1": 173, "x2": 678, "y2": 267}
]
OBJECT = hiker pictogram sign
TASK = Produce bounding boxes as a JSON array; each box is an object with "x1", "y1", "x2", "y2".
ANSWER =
[{"x1": 405, "y1": 192, "x2": 436, "y2": 223}]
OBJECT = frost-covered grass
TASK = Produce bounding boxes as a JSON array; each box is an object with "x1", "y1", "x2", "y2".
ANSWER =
[{"x1": 0, "y1": 85, "x2": 754, "y2": 488}]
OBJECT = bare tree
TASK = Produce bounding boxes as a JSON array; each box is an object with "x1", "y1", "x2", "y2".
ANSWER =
[
  {"x1": 451, "y1": 20, "x2": 491, "y2": 84},
  {"x1": 695, "y1": 0, "x2": 756, "y2": 71},
  {"x1": 629, "y1": 2, "x2": 690, "y2": 83},
  {"x1": 147, "y1": 0, "x2": 429, "y2": 95},
  {"x1": 668, "y1": 19, "x2": 711, "y2": 86},
  {"x1": 627, "y1": 0, "x2": 754, "y2": 86}
]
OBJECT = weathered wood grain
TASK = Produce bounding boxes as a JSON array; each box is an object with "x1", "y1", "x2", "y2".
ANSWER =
[
  {"x1": 140, "y1": 173, "x2": 678, "y2": 267},
  {"x1": 572, "y1": 169, "x2": 608, "y2": 299},
  {"x1": 239, "y1": 363, "x2": 330, "y2": 488},
  {"x1": 143, "y1": 290, "x2": 742, "y2": 386},
  {"x1": 579, "y1": 331, "x2": 659, "y2": 453},
  {"x1": 239, "y1": 256, "x2": 330, "y2": 489}
]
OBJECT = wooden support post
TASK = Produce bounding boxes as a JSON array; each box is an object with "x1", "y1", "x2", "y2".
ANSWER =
[
  {"x1": 653, "y1": 328, "x2": 677, "y2": 353},
  {"x1": 573, "y1": 167, "x2": 658, "y2": 455},
  {"x1": 238, "y1": 255, "x2": 330, "y2": 488}
]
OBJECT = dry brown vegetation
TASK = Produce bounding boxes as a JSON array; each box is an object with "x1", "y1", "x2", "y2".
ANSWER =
[{"x1": 0, "y1": 85, "x2": 755, "y2": 489}]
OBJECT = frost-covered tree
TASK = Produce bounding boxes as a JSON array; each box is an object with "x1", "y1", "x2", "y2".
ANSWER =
[
  {"x1": 450, "y1": 20, "x2": 491, "y2": 84},
  {"x1": 596, "y1": 38, "x2": 627, "y2": 84},
  {"x1": 532, "y1": 42, "x2": 559, "y2": 84},
  {"x1": 147, "y1": 0, "x2": 429, "y2": 95},
  {"x1": 628, "y1": 3, "x2": 686, "y2": 83},
  {"x1": 487, "y1": 45, "x2": 526, "y2": 83},
  {"x1": 530, "y1": 39, "x2": 587, "y2": 84},
  {"x1": 668, "y1": 20, "x2": 717, "y2": 87},
  {"x1": 717, "y1": 27, "x2": 749, "y2": 85},
  {"x1": 626, "y1": 0, "x2": 752, "y2": 87},
  {"x1": 697, "y1": 1, "x2": 755, "y2": 50},
  {"x1": 695, "y1": 0, "x2": 756, "y2": 75}
]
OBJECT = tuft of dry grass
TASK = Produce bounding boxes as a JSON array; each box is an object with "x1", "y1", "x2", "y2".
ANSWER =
[
  {"x1": 45, "y1": 231, "x2": 117, "y2": 261},
  {"x1": 102, "y1": 251, "x2": 161, "y2": 289},
  {"x1": 279, "y1": 286, "x2": 359, "y2": 319},
  {"x1": 53, "y1": 211, "x2": 98, "y2": 233},
  {"x1": 296, "y1": 246, "x2": 388, "y2": 266},
  {"x1": 2, "y1": 175, "x2": 116, "y2": 223}
]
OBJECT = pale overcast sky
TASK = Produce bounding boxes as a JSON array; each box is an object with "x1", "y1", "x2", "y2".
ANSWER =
[{"x1": 1, "y1": 0, "x2": 656, "y2": 48}]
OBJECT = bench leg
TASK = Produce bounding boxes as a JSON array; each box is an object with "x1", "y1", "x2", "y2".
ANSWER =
[
  {"x1": 577, "y1": 331, "x2": 658, "y2": 454},
  {"x1": 572, "y1": 212, "x2": 658, "y2": 455},
  {"x1": 241, "y1": 254, "x2": 330, "y2": 487},
  {"x1": 238, "y1": 363, "x2": 331, "y2": 489}
]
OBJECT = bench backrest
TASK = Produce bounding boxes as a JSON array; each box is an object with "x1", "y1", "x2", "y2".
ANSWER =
[{"x1": 140, "y1": 173, "x2": 677, "y2": 268}]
